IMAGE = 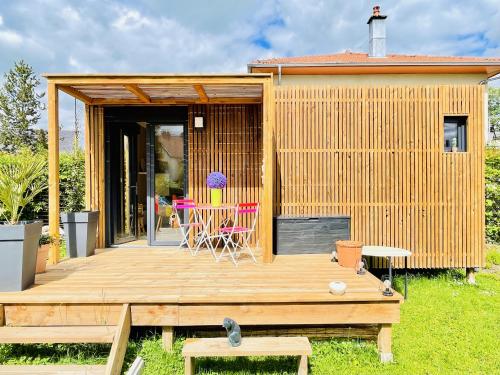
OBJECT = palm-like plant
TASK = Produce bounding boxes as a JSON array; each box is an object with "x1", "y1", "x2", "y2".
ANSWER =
[{"x1": 0, "y1": 151, "x2": 47, "y2": 225}]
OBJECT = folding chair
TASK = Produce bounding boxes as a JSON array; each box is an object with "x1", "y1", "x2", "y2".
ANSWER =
[
  {"x1": 217, "y1": 202, "x2": 259, "y2": 265},
  {"x1": 172, "y1": 199, "x2": 200, "y2": 255}
]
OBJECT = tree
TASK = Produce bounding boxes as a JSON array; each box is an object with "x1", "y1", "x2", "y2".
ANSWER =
[
  {"x1": 0, "y1": 60, "x2": 46, "y2": 152},
  {"x1": 489, "y1": 87, "x2": 500, "y2": 140}
]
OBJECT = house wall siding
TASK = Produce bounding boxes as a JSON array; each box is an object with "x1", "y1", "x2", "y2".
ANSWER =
[
  {"x1": 275, "y1": 74, "x2": 486, "y2": 86},
  {"x1": 188, "y1": 104, "x2": 263, "y2": 245},
  {"x1": 274, "y1": 85, "x2": 485, "y2": 268}
]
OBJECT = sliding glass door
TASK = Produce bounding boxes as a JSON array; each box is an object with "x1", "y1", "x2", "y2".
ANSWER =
[{"x1": 147, "y1": 124, "x2": 187, "y2": 245}]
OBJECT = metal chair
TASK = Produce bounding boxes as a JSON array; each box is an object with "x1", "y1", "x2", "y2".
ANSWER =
[
  {"x1": 172, "y1": 199, "x2": 200, "y2": 255},
  {"x1": 217, "y1": 202, "x2": 259, "y2": 265}
]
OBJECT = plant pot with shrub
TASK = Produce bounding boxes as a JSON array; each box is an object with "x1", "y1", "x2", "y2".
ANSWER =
[
  {"x1": 0, "y1": 151, "x2": 47, "y2": 291},
  {"x1": 59, "y1": 148, "x2": 98, "y2": 258},
  {"x1": 37, "y1": 231, "x2": 53, "y2": 274},
  {"x1": 60, "y1": 211, "x2": 99, "y2": 257}
]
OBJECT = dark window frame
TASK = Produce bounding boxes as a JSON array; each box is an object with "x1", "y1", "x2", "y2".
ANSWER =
[{"x1": 443, "y1": 115, "x2": 467, "y2": 152}]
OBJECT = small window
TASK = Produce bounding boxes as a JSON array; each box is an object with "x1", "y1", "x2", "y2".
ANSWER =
[{"x1": 444, "y1": 116, "x2": 467, "y2": 152}]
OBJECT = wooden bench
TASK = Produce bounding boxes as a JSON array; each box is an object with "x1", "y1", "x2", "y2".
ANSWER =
[{"x1": 182, "y1": 337, "x2": 312, "y2": 375}]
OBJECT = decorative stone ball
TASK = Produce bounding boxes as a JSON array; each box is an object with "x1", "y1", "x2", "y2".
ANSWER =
[{"x1": 329, "y1": 281, "x2": 347, "y2": 295}]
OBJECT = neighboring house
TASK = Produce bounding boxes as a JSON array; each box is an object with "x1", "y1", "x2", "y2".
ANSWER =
[{"x1": 42, "y1": 6, "x2": 500, "y2": 269}]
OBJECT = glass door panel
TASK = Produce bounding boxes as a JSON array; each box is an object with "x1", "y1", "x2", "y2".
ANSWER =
[{"x1": 149, "y1": 124, "x2": 185, "y2": 244}]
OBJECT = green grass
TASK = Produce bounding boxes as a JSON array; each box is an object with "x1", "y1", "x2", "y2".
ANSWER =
[
  {"x1": 486, "y1": 244, "x2": 500, "y2": 268},
  {"x1": 1, "y1": 270, "x2": 499, "y2": 374}
]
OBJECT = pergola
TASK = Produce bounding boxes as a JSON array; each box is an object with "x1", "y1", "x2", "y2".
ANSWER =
[{"x1": 44, "y1": 73, "x2": 275, "y2": 264}]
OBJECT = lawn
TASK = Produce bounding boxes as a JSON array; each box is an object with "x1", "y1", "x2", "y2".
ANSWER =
[{"x1": 1, "y1": 250, "x2": 499, "y2": 374}]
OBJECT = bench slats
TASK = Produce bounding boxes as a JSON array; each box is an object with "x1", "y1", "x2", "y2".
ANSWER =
[{"x1": 182, "y1": 337, "x2": 312, "y2": 357}]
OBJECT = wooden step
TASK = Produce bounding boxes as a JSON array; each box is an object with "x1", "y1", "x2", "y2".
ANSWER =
[
  {"x1": 0, "y1": 326, "x2": 116, "y2": 344},
  {"x1": 0, "y1": 364, "x2": 106, "y2": 374}
]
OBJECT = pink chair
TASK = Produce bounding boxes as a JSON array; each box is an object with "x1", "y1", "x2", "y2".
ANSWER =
[
  {"x1": 217, "y1": 202, "x2": 259, "y2": 265},
  {"x1": 172, "y1": 199, "x2": 200, "y2": 255}
]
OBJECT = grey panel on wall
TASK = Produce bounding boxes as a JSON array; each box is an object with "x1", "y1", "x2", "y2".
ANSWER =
[{"x1": 274, "y1": 216, "x2": 350, "y2": 255}]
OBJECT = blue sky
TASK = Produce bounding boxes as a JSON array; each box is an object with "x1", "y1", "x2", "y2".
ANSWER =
[{"x1": 0, "y1": 0, "x2": 499, "y2": 129}]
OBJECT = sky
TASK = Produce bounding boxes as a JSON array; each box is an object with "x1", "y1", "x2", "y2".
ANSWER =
[{"x1": 0, "y1": 0, "x2": 499, "y2": 129}]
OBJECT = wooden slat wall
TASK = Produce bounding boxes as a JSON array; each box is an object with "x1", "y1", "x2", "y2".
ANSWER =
[
  {"x1": 85, "y1": 105, "x2": 106, "y2": 248},
  {"x1": 274, "y1": 85, "x2": 485, "y2": 268},
  {"x1": 188, "y1": 104, "x2": 263, "y2": 246}
]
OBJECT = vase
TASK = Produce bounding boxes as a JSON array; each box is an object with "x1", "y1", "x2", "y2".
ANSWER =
[
  {"x1": 36, "y1": 244, "x2": 50, "y2": 273},
  {"x1": 211, "y1": 188, "x2": 222, "y2": 207},
  {"x1": 335, "y1": 240, "x2": 363, "y2": 268},
  {"x1": 60, "y1": 211, "x2": 99, "y2": 258}
]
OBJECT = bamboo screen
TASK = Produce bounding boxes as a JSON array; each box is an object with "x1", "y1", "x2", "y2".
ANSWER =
[
  {"x1": 274, "y1": 85, "x2": 485, "y2": 268},
  {"x1": 188, "y1": 104, "x2": 263, "y2": 245}
]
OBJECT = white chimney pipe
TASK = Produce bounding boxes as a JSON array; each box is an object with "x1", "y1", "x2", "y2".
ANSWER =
[{"x1": 367, "y1": 5, "x2": 387, "y2": 58}]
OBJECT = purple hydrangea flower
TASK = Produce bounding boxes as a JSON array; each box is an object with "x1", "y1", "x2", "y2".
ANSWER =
[{"x1": 206, "y1": 172, "x2": 227, "y2": 189}]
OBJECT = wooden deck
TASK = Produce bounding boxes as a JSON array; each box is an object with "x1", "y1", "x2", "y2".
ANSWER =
[{"x1": 0, "y1": 248, "x2": 402, "y2": 328}]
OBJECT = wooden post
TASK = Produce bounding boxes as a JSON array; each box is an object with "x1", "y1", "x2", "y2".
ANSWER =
[
  {"x1": 466, "y1": 268, "x2": 477, "y2": 284},
  {"x1": 184, "y1": 356, "x2": 195, "y2": 375},
  {"x1": 162, "y1": 326, "x2": 174, "y2": 352},
  {"x1": 47, "y1": 82, "x2": 60, "y2": 265},
  {"x1": 298, "y1": 355, "x2": 308, "y2": 375},
  {"x1": 377, "y1": 324, "x2": 393, "y2": 363},
  {"x1": 0, "y1": 304, "x2": 4, "y2": 326},
  {"x1": 261, "y1": 78, "x2": 275, "y2": 263}
]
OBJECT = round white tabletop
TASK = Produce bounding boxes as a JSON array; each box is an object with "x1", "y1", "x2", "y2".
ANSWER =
[{"x1": 362, "y1": 246, "x2": 412, "y2": 257}]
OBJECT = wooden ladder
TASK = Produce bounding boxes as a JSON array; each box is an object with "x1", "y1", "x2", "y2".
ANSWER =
[{"x1": 0, "y1": 304, "x2": 131, "y2": 375}]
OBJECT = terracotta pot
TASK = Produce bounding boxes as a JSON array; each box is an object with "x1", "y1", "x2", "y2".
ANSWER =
[
  {"x1": 36, "y1": 244, "x2": 50, "y2": 274},
  {"x1": 335, "y1": 240, "x2": 363, "y2": 268}
]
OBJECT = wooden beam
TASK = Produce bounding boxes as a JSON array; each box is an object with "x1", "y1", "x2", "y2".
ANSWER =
[
  {"x1": 193, "y1": 84, "x2": 208, "y2": 102},
  {"x1": 58, "y1": 85, "x2": 93, "y2": 105},
  {"x1": 377, "y1": 324, "x2": 393, "y2": 363},
  {"x1": 0, "y1": 365, "x2": 106, "y2": 374},
  {"x1": 0, "y1": 326, "x2": 116, "y2": 344},
  {"x1": 105, "y1": 304, "x2": 131, "y2": 375},
  {"x1": 124, "y1": 84, "x2": 151, "y2": 103},
  {"x1": 47, "y1": 83, "x2": 60, "y2": 265},
  {"x1": 262, "y1": 79, "x2": 275, "y2": 263},
  {"x1": 162, "y1": 326, "x2": 174, "y2": 352},
  {"x1": 91, "y1": 97, "x2": 261, "y2": 105},
  {"x1": 45, "y1": 76, "x2": 270, "y2": 86}
]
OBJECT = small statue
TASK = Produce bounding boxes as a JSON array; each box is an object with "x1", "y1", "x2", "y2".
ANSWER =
[
  {"x1": 222, "y1": 318, "x2": 242, "y2": 347},
  {"x1": 357, "y1": 259, "x2": 366, "y2": 275}
]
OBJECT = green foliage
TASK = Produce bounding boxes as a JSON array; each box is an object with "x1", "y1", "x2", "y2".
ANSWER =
[
  {"x1": 486, "y1": 244, "x2": 500, "y2": 268},
  {"x1": 60, "y1": 149, "x2": 85, "y2": 212},
  {"x1": 489, "y1": 87, "x2": 500, "y2": 138},
  {"x1": 485, "y1": 147, "x2": 500, "y2": 243},
  {"x1": 1, "y1": 272, "x2": 499, "y2": 374},
  {"x1": 0, "y1": 149, "x2": 47, "y2": 224},
  {"x1": 0, "y1": 60, "x2": 46, "y2": 152}
]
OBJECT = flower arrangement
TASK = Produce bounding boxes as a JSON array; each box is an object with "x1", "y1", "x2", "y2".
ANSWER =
[{"x1": 206, "y1": 172, "x2": 227, "y2": 189}]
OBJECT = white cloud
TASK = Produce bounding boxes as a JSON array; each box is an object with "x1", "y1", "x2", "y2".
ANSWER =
[
  {"x1": 0, "y1": 30, "x2": 23, "y2": 45},
  {"x1": 0, "y1": 0, "x2": 498, "y2": 129},
  {"x1": 112, "y1": 8, "x2": 152, "y2": 30},
  {"x1": 61, "y1": 6, "x2": 81, "y2": 22}
]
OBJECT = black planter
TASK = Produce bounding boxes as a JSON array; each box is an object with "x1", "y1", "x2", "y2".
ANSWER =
[
  {"x1": 60, "y1": 211, "x2": 99, "y2": 258},
  {"x1": 0, "y1": 221, "x2": 43, "y2": 291}
]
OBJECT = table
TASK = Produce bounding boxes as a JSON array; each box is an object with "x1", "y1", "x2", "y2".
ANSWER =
[
  {"x1": 361, "y1": 246, "x2": 412, "y2": 299},
  {"x1": 182, "y1": 337, "x2": 312, "y2": 375},
  {"x1": 194, "y1": 205, "x2": 236, "y2": 257}
]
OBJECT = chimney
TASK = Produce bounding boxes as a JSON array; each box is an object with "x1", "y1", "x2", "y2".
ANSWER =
[{"x1": 367, "y1": 5, "x2": 387, "y2": 57}]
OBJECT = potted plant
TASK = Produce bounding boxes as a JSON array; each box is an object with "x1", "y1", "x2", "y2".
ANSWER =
[
  {"x1": 37, "y1": 230, "x2": 53, "y2": 274},
  {"x1": 0, "y1": 151, "x2": 47, "y2": 291},
  {"x1": 60, "y1": 148, "x2": 98, "y2": 258},
  {"x1": 207, "y1": 172, "x2": 227, "y2": 207}
]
